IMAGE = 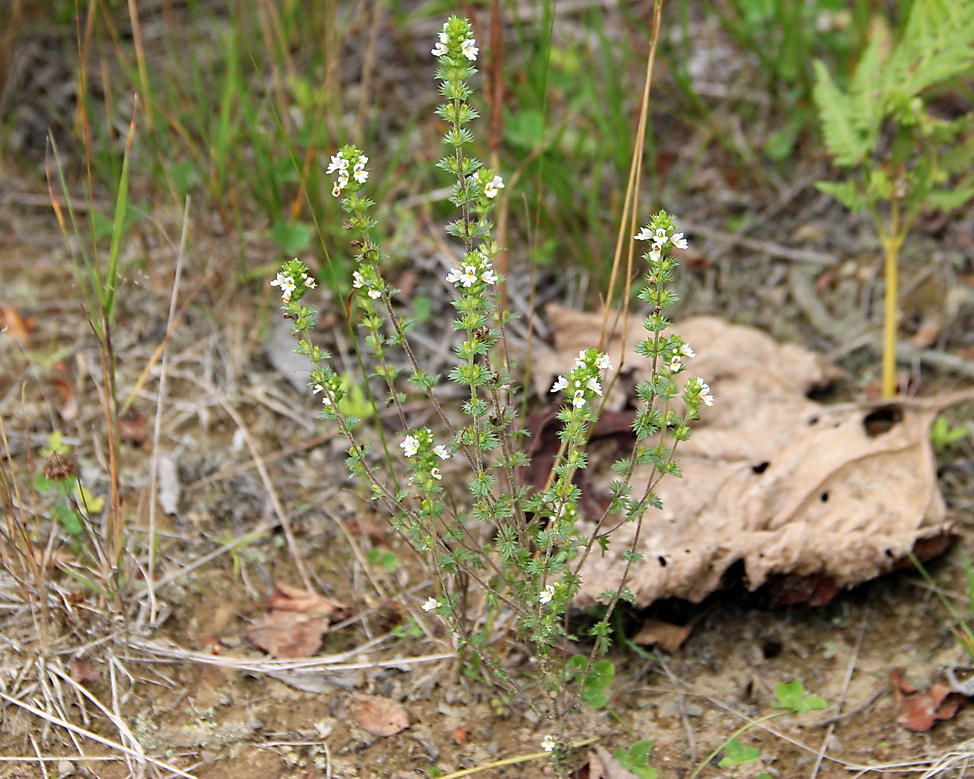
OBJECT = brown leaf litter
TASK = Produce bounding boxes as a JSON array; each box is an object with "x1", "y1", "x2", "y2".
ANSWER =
[
  {"x1": 350, "y1": 693, "x2": 409, "y2": 737},
  {"x1": 247, "y1": 581, "x2": 351, "y2": 658},
  {"x1": 533, "y1": 304, "x2": 974, "y2": 607},
  {"x1": 890, "y1": 668, "x2": 967, "y2": 731}
]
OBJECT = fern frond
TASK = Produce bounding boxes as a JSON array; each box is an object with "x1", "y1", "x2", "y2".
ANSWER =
[{"x1": 813, "y1": 61, "x2": 869, "y2": 167}]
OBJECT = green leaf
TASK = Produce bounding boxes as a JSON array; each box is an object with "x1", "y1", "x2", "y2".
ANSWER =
[
  {"x1": 719, "y1": 737, "x2": 760, "y2": 767},
  {"x1": 773, "y1": 679, "x2": 828, "y2": 712},
  {"x1": 925, "y1": 185, "x2": 974, "y2": 212},
  {"x1": 52, "y1": 503, "x2": 83, "y2": 537},
  {"x1": 587, "y1": 659, "x2": 616, "y2": 690},
  {"x1": 813, "y1": 60, "x2": 868, "y2": 167},
  {"x1": 614, "y1": 741, "x2": 658, "y2": 779},
  {"x1": 269, "y1": 220, "x2": 315, "y2": 256},
  {"x1": 815, "y1": 180, "x2": 868, "y2": 212},
  {"x1": 582, "y1": 688, "x2": 608, "y2": 708}
]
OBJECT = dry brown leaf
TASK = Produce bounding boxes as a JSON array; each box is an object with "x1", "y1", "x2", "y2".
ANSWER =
[
  {"x1": 49, "y1": 369, "x2": 78, "y2": 423},
  {"x1": 890, "y1": 669, "x2": 966, "y2": 731},
  {"x1": 0, "y1": 305, "x2": 37, "y2": 342},
  {"x1": 632, "y1": 620, "x2": 691, "y2": 653},
  {"x1": 350, "y1": 693, "x2": 408, "y2": 737},
  {"x1": 247, "y1": 582, "x2": 350, "y2": 658},
  {"x1": 534, "y1": 305, "x2": 960, "y2": 608},
  {"x1": 119, "y1": 406, "x2": 147, "y2": 446},
  {"x1": 69, "y1": 657, "x2": 100, "y2": 685}
]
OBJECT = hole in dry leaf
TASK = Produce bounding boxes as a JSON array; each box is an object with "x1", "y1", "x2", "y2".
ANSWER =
[
  {"x1": 658, "y1": 556, "x2": 668, "y2": 567},
  {"x1": 863, "y1": 405, "x2": 903, "y2": 437},
  {"x1": 820, "y1": 491, "x2": 829, "y2": 502},
  {"x1": 752, "y1": 461, "x2": 770, "y2": 474}
]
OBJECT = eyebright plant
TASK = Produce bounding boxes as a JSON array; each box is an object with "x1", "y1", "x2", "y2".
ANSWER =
[{"x1": 273, "y1": 16, "x2": 711, "y2": 775}]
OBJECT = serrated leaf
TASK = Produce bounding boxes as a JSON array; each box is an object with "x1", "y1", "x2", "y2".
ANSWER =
[
  {"x1": 813, "y1": 60, "x2": 869, "y2": 167},
  {"x1": 925, "y1": 185, "x2": 974, "y2": 211}
]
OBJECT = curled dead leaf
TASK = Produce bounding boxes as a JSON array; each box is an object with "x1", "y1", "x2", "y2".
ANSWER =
[
  {"x1": 247, "y1": 582, "x2": 351, "y2": 658},
  {"x1": 890, "y1": 669, "x2": 966, "y2": 731},
  {"x1": 632, "y1": 620, "x2": 691, "y2": 653},
  {"x1": 534, "y1": 306, "x2": 960, "y2": 608}
]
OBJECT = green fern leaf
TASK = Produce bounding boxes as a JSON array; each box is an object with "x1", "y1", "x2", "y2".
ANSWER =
[
  {"x1": 816, "y1": 180, "x2": 867, "y2": 212},
  {"x1": 813, "y1": 61, "x2": 868, "y2": 167}
]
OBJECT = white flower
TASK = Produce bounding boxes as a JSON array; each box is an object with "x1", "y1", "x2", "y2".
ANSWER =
[
  {"x1": 431, "y1": 41, "x2": 448, "y2": 57},
  {"x1": 550, "y1": 375, "x2": 568, "y2": 393},
  {"x1": 634, "y1": 226, "x2": 653, "y2": 241},
  {"x1": 539, "y1": 584, "x2": 556, "y2": 605},
  {"x1": 699, "y1": 382, "x2": 714, "y2": 406},
  {"x1": 461, "y1": 38, "x2": 479, "y2": 61},
  {"x1": 446, "y1": 265, "x2": 479, "y2": 288},
  {"x1": 691, "y1": 378, "x2": 714, "y2": 407},
  {"x1": 586, "y1": 377, "x2": 602, "y2": 396},
  {"x1": 353, "y1": 164, "x2": 369, "y2": 184},
  {"x1": 480, "y1": 267, "x2": 497, "y2": 285},
  {"x1": 571, "y1": 389, "x2": 586, "y2": 409},
  {"x1": 271, "y1": 272, "x2": 297, "y2": 302},
  {"x1": 368, "y1": 288, "x2": 381, "y2": 300},
  {"x1": 430, "y1": 467, "x2": 442, "y2": 480},
  {"x1": 648, "y1": 245, "x2": 661, "y2": 262},
  {"x1": 595, "y1": 353, "x2": 612, "y2": 371},
  {"x1": 671, "y1": 232, "x2": 688, "y2": 250},
  {"x1": 484, "y1": 175, "x2": 504, "y2": 199},
  {"x1": 300, "y1": 272, "x2": 317, "y2": 290},
  {"x1": 438, "y1": 28, "x2": 449, "y2": 43},
  {"x1": 400, "y1": 435, "x2": 420, "y2": 458},
  {"x1": 325, "y1": 153, "x2": 348, "y2": 174},
  {"x1": 574, "y1": 350, "x2": 588, "y2": 369},
  {"x1": 422, "y1": 597, "x2": 439, "y2": 612},
  {"x1": 541, "y1": 735, "x2": 557, "y2": 753},
  {"x1": 312, "y1": 384, "x2": 332, "y2": 406},
  {"x1": 668, "y1": 356, "x2": 684, "y2": 373},
  {"x1": 352, "y1": 271, "x2": 364, "y2": 289},
  {"x1": 652, "y1": 228, "x2": 668, "y2": 246},
  {"x1": 433, "y1": 445, "x2": 450, "y2": 460},
  {"x1": 678, "y1": 342, "x2": 695, "y2": 359}
]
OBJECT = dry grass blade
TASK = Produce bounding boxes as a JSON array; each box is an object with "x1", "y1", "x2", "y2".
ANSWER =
[{"x1": 0, "y1": 689, "x2": 196, "y2": 778}]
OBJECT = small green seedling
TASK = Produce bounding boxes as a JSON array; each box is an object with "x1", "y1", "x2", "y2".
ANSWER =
[
  {"x1": 772, "y1": 678, "x2": 828, "y2": 713},
  {"x1": 613, "y1": 740, "x2": 658, "y2": 779},
  {"x1": 688, "y1": 679, "x2": 827, "y2": 779},
  {"x1": 931, "y1": 415, "x2": 970, "y2": 453},
  {"x1": 366, "y1": 547, "x2": 398, "y2": 572},
  {"x1": 719, "y1": 737, "x2": 760, "y2": 768}
]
